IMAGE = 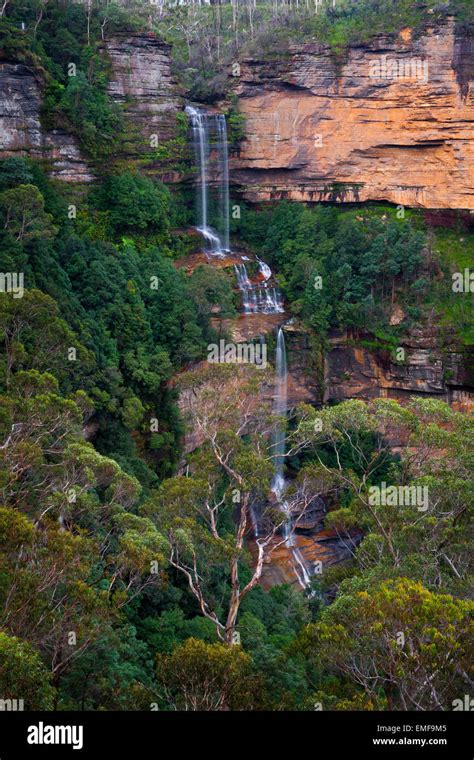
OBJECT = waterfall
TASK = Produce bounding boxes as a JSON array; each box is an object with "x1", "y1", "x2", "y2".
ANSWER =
[
  {"x1": 271, "y1": 328, "x2": 288, "y2": 502},
  {"x1": 186, "y1": 108, "x2": 311, "y2": 590},
  {"x1": 234, "y1": 262, "x2": 284, "y2": 314},
  {"x1": 256, "y1": 257, "x2": 272, "y2": 282},
  {"x1": 293, "y1": 548, "x2": 312, "y2": 588},
  {"x1": 234, "y1": 263, "x2": 252, "y2": 290},
  {"x1": 270, "y1": 329, "x2": 312, "y2": 589},
  {"x1": 216, "y1": 114, "x2": 230, "y2": 253},
  {"x1": 249, "y1": 504, "x2": 259, "y2": 539},
  {"x1": 270, "y1": 328, "x2": 292, "y2": 544},
  {"x1": 186, "y1": 105, "x2": 230, "y2": 256},
  {"x1": 186, "y1": 106, "x2": 283, "y2": 312}
]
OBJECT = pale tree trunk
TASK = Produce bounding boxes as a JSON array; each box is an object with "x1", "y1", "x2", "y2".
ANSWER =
[
  {"x1": 100, "y1": 0, "x2": 110, "y2": 40},
  {"x1": 169, "y1": 490, "x2": 296, "y2": 646},
  {"x1": 33, "y1": 1, "x2": 47, "y2": 36},
  {"x1": 231, "y1": 0, "x2": 240, "y2": 50},
  {"x1": 86, "y1": 0, "x2": 92, "y2": 46},
  {"x1": 224, "y1": 492, "x2": 249, "y2": 643},
  {"x1": 210, "y1": 0, "x2": 222, "y2": 61},
  {"x1": 247, "y1": 0, "x2": 254, "y2": 36}
]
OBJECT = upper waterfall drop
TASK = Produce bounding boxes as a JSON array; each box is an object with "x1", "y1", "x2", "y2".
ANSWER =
[
  {"x1": 216, "y1": 114, "x2": 230, "y2": 253},
  {"x1": 186, "y1": 105, "x2": 230, "y2": 256},
  {"x1": 256, "y1": 257, "x2": 272, "y2": 282},
  {"x1": 186, "y1": 106, "x2": 284, "y2": 314}
]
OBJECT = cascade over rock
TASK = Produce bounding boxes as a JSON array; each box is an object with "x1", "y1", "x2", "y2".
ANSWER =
[
  {"x1": 234, "y1": 262, "x2": 284, "y2": 314},
  {"x1": 269, "y1": 328, "x2": 314, "y2": 589},
  {"x1": 186, "y1": 106, "x2": 284, "y2": 313}
]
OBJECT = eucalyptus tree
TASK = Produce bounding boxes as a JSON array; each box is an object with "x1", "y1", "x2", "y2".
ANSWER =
[
  {"x1": 297, "y1": 577, "x2": 474, "y2": 710},
  {"x1": 143, "y1": 362, "x2": 324, "y2": 644},
  {"x1": 289, "y1": 397, "x2": 473, "y2": 593}
]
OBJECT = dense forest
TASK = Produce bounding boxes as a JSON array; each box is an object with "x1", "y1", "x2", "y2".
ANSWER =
[{"x1": 0, "y1": 0, "x2": 472, "y2": 715}]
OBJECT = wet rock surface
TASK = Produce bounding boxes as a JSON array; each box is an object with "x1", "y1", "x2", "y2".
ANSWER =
[{"x1": 249, "y1": 528, "x2": 362, "y2": 590}]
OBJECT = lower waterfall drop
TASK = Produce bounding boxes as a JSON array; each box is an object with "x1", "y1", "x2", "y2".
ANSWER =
[
  {"x1": 270, "y1": 328, "x2": 312, "y2": 589},
  {"x1": 270, "y1": 327, "x2": 288, "y2": 504}
]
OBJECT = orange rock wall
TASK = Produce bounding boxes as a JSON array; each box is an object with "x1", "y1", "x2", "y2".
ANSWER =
[{"x1": 232, "y1": 20, "x2": 474, "y2": 210}]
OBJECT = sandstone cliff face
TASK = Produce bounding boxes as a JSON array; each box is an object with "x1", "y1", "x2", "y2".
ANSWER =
[
  {"x1": 3, "y1": 22, "x2": 474, "y2": 203},
  {"x1": 104, "y1": 33, "x2": 184, "y2": 180},
  {"x1": 209, "y1": 312, "x2": 473, "y2": 413},
  {"x1": 0, "y1": 61, "x2": 93, "y2": 182},
  {"x1": 0, "y1": 33, "x2": 183, "y2": 183},
  {"x1": 325, "y1": 327, "x2": 474, "y2": 412},
  {"x1": 232, "y1": 20, "x2": 474, "y2": 210}
]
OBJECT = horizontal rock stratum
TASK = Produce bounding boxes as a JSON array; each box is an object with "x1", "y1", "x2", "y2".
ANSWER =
[
  {"x1": 231, "y1": 19, "x2": 474, "y2": 210},
  {"x1": 0, "y1": 62, "x2": 93, "y2": 182},
  {"x1": 0, "y1": 33, "x2": 183, "y2": 183}
]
